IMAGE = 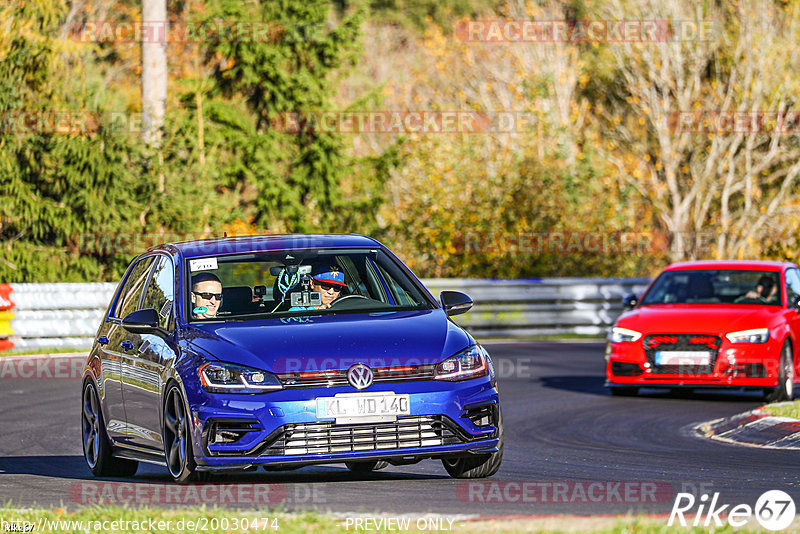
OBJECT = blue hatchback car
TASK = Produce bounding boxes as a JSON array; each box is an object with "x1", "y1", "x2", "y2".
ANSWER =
[{"x1": 81, "y1": 234, "x2": 502, "y2": 481}]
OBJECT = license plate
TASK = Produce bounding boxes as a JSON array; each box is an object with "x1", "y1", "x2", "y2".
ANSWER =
[
  {"x1": 654, "y1": 351, "x2": 711, "y2": 366},
  {"x1": 315, "y1": 392, "x2": 410, "y2": 424}
]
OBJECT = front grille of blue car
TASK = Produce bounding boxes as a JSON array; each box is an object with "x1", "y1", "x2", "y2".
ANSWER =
[
  {"x1": 261, "y1": 416, "x2": 463, "y2": 456},
  {"x1": 209, "y1": 415, "x2": 465, "y2": 457},
  {"x1": 276, "y1": 365, "x2": 437, "y2": 388}
]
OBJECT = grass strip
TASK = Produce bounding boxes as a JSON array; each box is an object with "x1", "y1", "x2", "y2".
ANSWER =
[{"x1": 760, "y1": 400, "x2": 800, "y2": 419}]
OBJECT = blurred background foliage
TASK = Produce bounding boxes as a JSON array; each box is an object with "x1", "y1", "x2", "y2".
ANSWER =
[{"x1": 1, "y1": 0, "x2": 799, "y2": 282}]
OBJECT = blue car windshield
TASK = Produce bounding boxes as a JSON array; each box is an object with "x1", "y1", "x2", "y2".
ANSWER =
[
  {"x1": 186, "y1": 249, "x2": 433, "y2": 321},
  {"x1": 640, "y1": 269, "x2": 782, "y2": 306}
]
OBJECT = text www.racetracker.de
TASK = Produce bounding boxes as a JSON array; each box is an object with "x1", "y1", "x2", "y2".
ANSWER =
[{"x1": 1, "y1": 516, "x2": 279, "y2": 533}]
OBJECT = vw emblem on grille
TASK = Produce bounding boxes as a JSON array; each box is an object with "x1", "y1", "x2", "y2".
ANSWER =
[{"x1": 347, "y1": 363, "x2": 373, "y2": 389}]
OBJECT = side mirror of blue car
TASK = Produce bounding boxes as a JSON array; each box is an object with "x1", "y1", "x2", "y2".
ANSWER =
[
  {"x1": 122, "y1": 308, "x2": 168, "y2": 336},
  {"x1": 441, "y1": 291, "x2": 473, "y2": 316}
]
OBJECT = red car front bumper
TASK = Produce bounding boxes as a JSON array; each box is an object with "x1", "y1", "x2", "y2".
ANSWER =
[{"x1": 605, "y1": 337, "x2": 783, "y2": 388}]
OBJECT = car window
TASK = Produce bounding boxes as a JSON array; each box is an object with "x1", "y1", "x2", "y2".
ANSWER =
[
  {"x1": 114, "y1": 256, "x2": 156, "y2": 319},
  {"x1": 786, "y1": 269, "x2": 800, "y2": 306},
  {"x1": 140, "y1": 255, "x2": 175, "y2": 329},
  {"x1": 187, "y1": 249, "x2": 433, "y2": 322},
  {"x1": 373, "y1": 260, "x2": 418, "y2": 306}
]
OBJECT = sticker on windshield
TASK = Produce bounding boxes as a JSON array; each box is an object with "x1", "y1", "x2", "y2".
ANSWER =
[{"x1": 189, "y1": 258, "x2": 218, "y2": 272}]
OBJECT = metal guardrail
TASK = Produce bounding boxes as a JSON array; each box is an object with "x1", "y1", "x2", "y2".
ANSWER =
[
  {"x1": 0, "y1": 283, "x2": 116, "y2": 351},
  {"x1": 0, "y1": 279, "x2": 651, "y2": 352},
  {"x1": 422, "y1": 278, "x2": 651, "y2": 337}
]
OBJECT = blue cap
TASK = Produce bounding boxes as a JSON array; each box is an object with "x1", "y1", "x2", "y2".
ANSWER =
[{"x1": 313, "y1": 264, "x2": 347, "y2": 288}]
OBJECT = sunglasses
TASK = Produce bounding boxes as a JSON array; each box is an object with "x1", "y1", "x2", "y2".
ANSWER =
[
  {"x1": 193, "y1": 291, "x2": 223, "y2": 301},
  {"x1": 315, "y1": 282, "x2": 342, "y2": 292}
]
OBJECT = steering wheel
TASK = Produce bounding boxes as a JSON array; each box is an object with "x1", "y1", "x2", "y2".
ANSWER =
[{"x1": 329, "y1": 294, "x2": 369, "y2": 308}]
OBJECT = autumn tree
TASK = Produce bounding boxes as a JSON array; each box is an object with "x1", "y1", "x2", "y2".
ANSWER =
[{"x1": 596, "y1": 0, "x2": 800, "y2": 260}]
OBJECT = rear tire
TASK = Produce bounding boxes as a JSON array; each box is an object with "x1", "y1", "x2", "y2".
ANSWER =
[
  {"x1": 345, "y1": 460, "x2": 389, "y2": 473},
  {"x1": 442, "y1": 407, "x2": 503, "y2": 479},
  {"x1": 609, "y1": 386, "x2": 639, "y2": 397},
  {"x1": 765, "y1": 342, "x2": 794, "y2": 403},
  {"x1": 81, "y1": 380, "x2": 138, "y2": 477}
]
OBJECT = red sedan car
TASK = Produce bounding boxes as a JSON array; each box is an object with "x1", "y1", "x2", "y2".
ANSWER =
[{"x1": 606, "y1": 260, "x2": 800, "y2": 400}]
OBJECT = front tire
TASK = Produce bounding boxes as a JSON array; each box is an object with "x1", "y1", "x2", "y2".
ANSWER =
[
  {"x1": 442, "y1": 407, "x2": 503, "y2": 479},
  {"x1": 81, "y1": 380, "x2": 138, "y2": 477},
  {"x1": 164, "y1": 383, "x2": 204, "y2": 482},
  {"x1": 765, "y1": 342, "x2": 794, "y2": 403}
]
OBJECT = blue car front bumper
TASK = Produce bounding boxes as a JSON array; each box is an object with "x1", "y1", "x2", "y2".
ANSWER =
[{"x1": 184, "y1": 377, "x2": 501, "y2": 469}]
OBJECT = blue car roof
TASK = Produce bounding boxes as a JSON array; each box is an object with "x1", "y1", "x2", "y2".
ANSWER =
[{"x1": 152, "y1": 233, "x2": 383, "y2": 260}]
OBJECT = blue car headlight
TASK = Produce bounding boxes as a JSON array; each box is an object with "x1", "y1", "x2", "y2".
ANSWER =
[
  {"x1": 199, "y1": 361, "x2": 283, "y2": 393},
  {"x1": 435, "y1": 345, "x2": 489, "y2": 381}
]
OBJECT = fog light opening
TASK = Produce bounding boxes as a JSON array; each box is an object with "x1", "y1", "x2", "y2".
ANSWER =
[
  {"x1": 724, "y1": 363, "x2": 767, "y2": 377},
  {"x1": 206, "y1": 420, "x2": 259, "y2": 445},
  {"x1": 462, "y1": 403, "x2": 497, "y2": 428}
]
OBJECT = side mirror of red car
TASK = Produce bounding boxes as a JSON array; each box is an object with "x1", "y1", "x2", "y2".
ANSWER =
[{"x1": 622, "y1": 293, "x2": 638, "y2": 310}]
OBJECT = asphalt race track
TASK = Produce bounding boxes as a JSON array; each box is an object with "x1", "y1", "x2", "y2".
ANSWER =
[{"x1": 1, "y1": 341, "x2": 797, "y2": 516}]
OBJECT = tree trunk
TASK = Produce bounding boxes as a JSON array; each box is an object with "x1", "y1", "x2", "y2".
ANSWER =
[{"x1": 141, "y1": 0, "x2": 167, "y2": 148}]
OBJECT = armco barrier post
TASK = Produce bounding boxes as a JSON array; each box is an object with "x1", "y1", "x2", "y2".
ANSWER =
[{"x1": 0, "y1": 284, "x2": 14, "y2": 352}]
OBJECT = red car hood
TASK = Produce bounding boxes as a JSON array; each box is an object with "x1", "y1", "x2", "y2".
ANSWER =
[{"x1": 616, "y1": 304, "x2": 783, "y2": 335}]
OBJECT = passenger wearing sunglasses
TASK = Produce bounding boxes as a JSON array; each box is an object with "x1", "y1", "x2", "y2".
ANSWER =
[{"x1": 191, "y1": 272, "x2": 223, "y2": 319}]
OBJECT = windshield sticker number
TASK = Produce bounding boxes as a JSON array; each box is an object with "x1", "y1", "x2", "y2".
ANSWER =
[{"x1": 190, "y1": 258, "x2": 218, "y2": 272}]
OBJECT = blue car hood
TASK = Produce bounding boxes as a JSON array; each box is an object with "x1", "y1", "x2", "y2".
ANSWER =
[{"x1": 181, "y1": 310, "x2": 472, "y2": 373}]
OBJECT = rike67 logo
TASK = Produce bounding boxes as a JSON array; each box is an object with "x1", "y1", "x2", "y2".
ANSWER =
[{"x1": 669, "y1": 490, "x2": 796, "y2": 531}]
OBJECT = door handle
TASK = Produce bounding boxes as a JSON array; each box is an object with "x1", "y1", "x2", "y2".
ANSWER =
[
  {"x1": 121, "y1": 340, "x2": 134, "y2": 352},
  {"x1": 97, "y1": 336, "x2": 109, "y2": 346}
]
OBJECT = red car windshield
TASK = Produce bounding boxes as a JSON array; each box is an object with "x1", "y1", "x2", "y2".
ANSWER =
[{"x1": 640, "y1": 269, "x2": 782, "y2": 306}]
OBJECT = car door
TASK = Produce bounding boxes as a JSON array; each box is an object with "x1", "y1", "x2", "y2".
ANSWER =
[
  {"x1": 120, "y1": 254, "x2": 177, "y2": 452},
  {"x1": 100, "y1": 256, "x2": 155, "y2": 442}
]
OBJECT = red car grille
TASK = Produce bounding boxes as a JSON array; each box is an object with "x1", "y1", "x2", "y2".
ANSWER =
[{"x1": 643, "y1": 334, "x2": 722, "y2": 374}]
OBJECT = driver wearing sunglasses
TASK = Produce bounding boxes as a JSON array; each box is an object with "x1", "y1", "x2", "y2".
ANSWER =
[
  {"x1": 287, "y1": 264, "x2": 348, "y2": 311},
  {"x1": 310, "y1": 265, "x2": 348, "y2": 309},
  {"x1": 191, "y1": 272, "x2": 223, "y2": 319}
]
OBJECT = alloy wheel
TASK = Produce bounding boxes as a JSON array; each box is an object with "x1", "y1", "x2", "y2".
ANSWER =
[
  {"x1": 164, "y1": 387, "x2": 188, "y2": 478},
  {"x1": 81, "y1": 384, "x2": 100, "y2": 468}
]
